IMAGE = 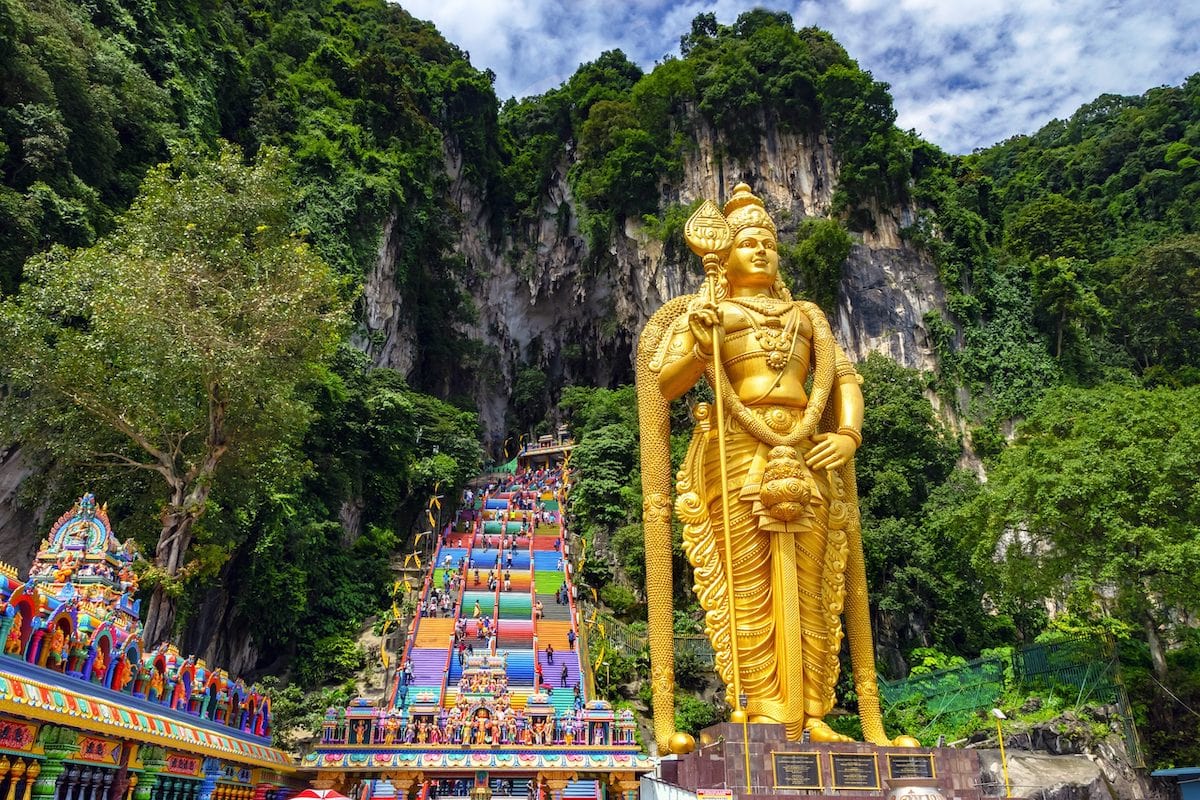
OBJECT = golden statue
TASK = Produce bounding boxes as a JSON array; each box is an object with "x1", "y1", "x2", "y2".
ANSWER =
[{"x1": 637, "y1": 184, "x2": 914, "y2": 754}]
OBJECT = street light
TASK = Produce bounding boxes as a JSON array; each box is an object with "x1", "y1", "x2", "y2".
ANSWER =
[
  {"x1": 739, "y1": 691, "x2": 751, "y2": 794},
  {"x1": 991, "y1": 708, "x2": 1011, "y2": 798}
]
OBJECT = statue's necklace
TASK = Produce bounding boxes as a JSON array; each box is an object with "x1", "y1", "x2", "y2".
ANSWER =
[{"x1": 729, "y1": 296, "x2": 795, "y2": 371}]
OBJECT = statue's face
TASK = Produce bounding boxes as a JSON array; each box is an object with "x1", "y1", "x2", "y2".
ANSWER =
[{"x1": 725, "y1": 226, "x2": 778, "y2": 289}]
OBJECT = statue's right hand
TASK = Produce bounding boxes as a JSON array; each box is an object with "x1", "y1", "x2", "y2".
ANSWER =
[{"x1": 688, "y1": 301, "x2": 721, "y2": 358}]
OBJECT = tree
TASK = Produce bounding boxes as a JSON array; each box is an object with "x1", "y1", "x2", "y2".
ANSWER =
[
  {"x1": 971, "y1": 385, "x2": 1200, "y2": 681},
  {"x1": 779, "y1": 217, "x2": 852, "y2": 312},
  {"x1": 0, "y1": 143, "x2": 348, "y2": 644},
  {"x1": 1114, "y1": 235, "x2": 1200, "y2": 377},
  {"x1": 1028, "y1": 256, "x2": 1105, "y2": 359},
  {"x1": 1006, "y1": 194, "x2": 1102, "y2": 261}
]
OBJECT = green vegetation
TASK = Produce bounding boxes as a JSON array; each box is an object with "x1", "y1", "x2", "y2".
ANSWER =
[
  {"x1": 0, "y1": 145, "x2": 348, "y2": 643},
  {"x1": 778, "y1": 217, "x2": 852, "y2": 312},
  {"x1": 2, "y1": 0, "x2": 1199, "y2": 768},
  {"x1": 967, "y1": 385, "x2": 1200, "y2": 680},
  {"x1": 499, "y1": 9, "x2": 910, "y2": 256},
  {"x1": 0, "y1": 0, "x2": 486, "y2": 679}
]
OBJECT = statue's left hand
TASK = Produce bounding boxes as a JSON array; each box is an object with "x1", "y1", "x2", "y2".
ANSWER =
[{"x1": 806, "y1": 433, "x2": 857, "y2": 471}]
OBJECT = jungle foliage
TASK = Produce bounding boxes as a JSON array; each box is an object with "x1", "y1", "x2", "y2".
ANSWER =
[
  {"x1": 497, "y1": 9, "x2": 911, "y2": 251},
  {"x1": 2, "y1": 0, "x2": 1200, "y2": 766},
  {"x1": 549, "y1": 25, "x2": 1200, "y2": 763},
  {"x1": 0, "y1": 0, "x2": 486, "y2": 678}
]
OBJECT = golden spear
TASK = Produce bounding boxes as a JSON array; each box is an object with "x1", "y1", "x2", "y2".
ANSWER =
[{"x1": 683, "y1": 200, "x2": 745, "y2": 720}]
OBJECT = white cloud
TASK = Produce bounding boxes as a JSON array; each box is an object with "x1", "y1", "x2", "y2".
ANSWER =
[{"x1": 396, "y1": 0, "x2": 1200, "y2": 153}]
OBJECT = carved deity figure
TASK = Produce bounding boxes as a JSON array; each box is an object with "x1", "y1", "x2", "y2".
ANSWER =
[
  {"x1": 44, "y1": 626, "x2": 67, "y2": 670},
  {"x1": 91, "y1": 648, "x2": 107, "y2": 682},
  {"x1": 638, "y1": 184, "x2": 916, "y2": 754},
  {"x1": 112, "y1": 654, "x2": 132, "y2": 692},
  {"x1": 5, "y1": 612, "x2": 23, "y2": 656}
]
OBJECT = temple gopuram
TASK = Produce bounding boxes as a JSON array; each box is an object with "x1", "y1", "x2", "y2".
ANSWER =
[
  {"x1": 304, "y1": 469, "x2": 653, "y2": 800},
  {"x1": 0, "y1": 495, "x2": 295, "y2": 800}
]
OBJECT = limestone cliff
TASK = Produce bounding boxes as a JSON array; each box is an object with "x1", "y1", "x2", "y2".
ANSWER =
[{"x1": 359, "y1": 113, "x2": 950, "y2": 441}]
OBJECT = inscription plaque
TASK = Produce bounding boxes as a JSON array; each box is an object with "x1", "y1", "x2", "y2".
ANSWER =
[
  {"x1": 888, "y1": 753, "x2": 935, "y2": 779},
  {"x1": 831, "y1": 753, "x2": 880, "y2": 789},
  {"x1": 772, "y1": 752, "x2": 822, "y2": 789}
]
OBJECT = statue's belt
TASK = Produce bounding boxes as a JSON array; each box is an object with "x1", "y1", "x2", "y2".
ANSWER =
[{"x1": 717, "y1": 403, "x2": 815, "y2": 445}]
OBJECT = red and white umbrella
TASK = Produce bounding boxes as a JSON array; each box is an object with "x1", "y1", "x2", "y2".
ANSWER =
[{"x1": 293, "y1": 790, "x2": 351, "y2": 800}]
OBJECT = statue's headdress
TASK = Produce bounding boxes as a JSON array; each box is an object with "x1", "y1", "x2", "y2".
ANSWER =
[{"x1": 723, "y1": 182, "x2": 776, "y2": 238}]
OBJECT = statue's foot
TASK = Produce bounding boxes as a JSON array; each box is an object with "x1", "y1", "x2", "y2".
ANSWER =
[
  {"x1": 804, "y1": 718, "x2": 854, "y2": 743},
  {"x1": 891, "y1": 735, "x2": 922, "y2": 748}
]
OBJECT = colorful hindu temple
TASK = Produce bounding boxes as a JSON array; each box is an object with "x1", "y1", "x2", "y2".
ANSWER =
[
  {"x1": 0, "y1": 495, "x2": 295, "y2": 800},
  {"x1": 515, "y1": 428, "x2": 574, "y2": 473},
  {"x1": 303, "y1": 469, "x2": 653, "y2": 800}
]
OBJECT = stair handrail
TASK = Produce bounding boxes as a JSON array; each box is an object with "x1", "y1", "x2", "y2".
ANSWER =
[
  {"x1": 438, "y1": 515, "x2": 476, "y2": 707},
  {"x1": 393, "y1": 517, "x2": 445, "y2": 708},
  {"x1": 491, "y1": 532, "x2": 502, "y2": 657}
]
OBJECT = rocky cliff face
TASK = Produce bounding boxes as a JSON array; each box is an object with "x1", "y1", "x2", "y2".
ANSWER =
[
  {"x1": 974, "y1": 718, "x2": 1167, "y2": 800},
  {"x1": 0, "y1": 111, "x2": 954, "y2": 668},
  {"x1": 0, "y1": 447, "x2": 39, "y2": 572},
  {"x1": 361, "y1": 113, "x2": 949, "y2": 441}
]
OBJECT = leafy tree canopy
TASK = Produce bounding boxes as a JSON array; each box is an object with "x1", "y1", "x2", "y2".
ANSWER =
[
  {"x1": 0, "y1": 143, "x2": 348, "y2": 642},
  {"x1": 968, "y1": 384, "x2": 1200, "y2": 678}
]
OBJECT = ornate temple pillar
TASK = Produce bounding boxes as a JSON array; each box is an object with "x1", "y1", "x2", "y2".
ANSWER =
[
  {"x1": 535, "y1": 773, "x2": 571, "y2": 800},
  {"x1": 150, "y1": 777, "x2": 165, "y2": 800},
  {"x1": 195, "y1": 759, "x2": 222, "y2": 800},
  {"x1": 383, "y1": 772, "x2": 422, "y2": 799},
  {"x1": 22, "y1": 762, "x2": 39, "y2": 800},
  {"x1": 5, "y1": 757, "x2": 28, "y2": 800},
  {"x1": 0, "y1": 756, "x2": 14, "y2": 800},
  {"x1": 60, "y1": 766, "x2": 81, "y2": 800},
  {"x1": 87, "y1": 768, "x2": 102, "y2": 800},
  {"x1": 607, "y1": 774, "x2": 638, "y2": 800},
  {"x1": 131, "y1": 751, "x2": 164, "y2": 800},
  {"x1": 31, "y1": 728, "x2": 78, "y2": 800},
  {"x1": 27, "y1": 630, "x2": 46, "y2": 664}
]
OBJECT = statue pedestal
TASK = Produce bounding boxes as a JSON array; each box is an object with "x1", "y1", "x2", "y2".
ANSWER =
[{"x1": 656, "y1": 723, "x2": 986, "y2": 800}]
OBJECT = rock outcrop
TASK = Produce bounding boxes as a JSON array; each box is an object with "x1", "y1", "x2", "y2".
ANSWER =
[
  {"x1": 372, "y1": 113, "x2": 950, "y2": 441},
  {"x1": 973, "y1": 716, "x2": 1166, "y2": 800}
]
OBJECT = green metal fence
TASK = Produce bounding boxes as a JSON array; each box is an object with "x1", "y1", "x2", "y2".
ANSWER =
[
  {"x1": 878, "y1": 635, "x2": 1144, "y2": 766},
  {"x1": 578, "y1": 601, "x2": 716, "y2": 667}
]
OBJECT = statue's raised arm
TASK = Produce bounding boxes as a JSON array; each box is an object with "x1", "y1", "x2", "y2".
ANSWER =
[{"x1": 636, "y1": 183, "x2": 917, "y2": 754}]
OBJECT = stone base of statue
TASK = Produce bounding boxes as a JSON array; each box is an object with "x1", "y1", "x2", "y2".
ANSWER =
[{"x1": 652, "y1": 723, "x2": 987, "y2": 800}]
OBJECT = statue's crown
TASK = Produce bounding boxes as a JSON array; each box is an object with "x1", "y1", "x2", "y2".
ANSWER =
[{"x1": 723, "y1": 182, "x2": 776, "y2": 237}]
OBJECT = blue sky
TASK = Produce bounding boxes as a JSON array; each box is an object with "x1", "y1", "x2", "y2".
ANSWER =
[{"x1": 398, "y1": 0, "x2": 1200, "y2": 154}]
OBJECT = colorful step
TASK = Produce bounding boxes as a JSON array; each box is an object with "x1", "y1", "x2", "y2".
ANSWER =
[
  {"x1": 536, "y1": 621, "x2": 577, "y2": 650},
  {"x1": 498, "y1": 594, "x2": 533, "y2": 617},
  {"x1": 533, "y1": 569, "x2": 565, "y2": 592},
  {"x1": 415, "y1": 619, "x2": 455, "y2": 648}
]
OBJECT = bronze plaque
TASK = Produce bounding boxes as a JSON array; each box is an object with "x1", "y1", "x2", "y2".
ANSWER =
[
  {"x1": 772, "y1": 752, "x2": 822, "y2": 789},
  {"x1": 831, "y1": 753, "x2": 880, "y2": 789},
  {"x1": 888, "y1": 753, "x2": 935, "y2": 779}
]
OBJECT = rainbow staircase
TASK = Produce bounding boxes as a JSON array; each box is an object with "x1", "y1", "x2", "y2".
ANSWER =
[
  {"x1": 390, "y1": 480, "x2": 593, "y2": 720},
  {"x1": 309, "y1": 471, "x2": 653, "y2": 789}
]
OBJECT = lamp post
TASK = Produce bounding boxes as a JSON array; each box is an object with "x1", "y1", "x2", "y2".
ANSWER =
[
  {"x1": 739, "y1": 691, "x2": 751, "y2": 794},
  {"x1": 991, "y1": 708, "x2": 1011, "y2": 798}
]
